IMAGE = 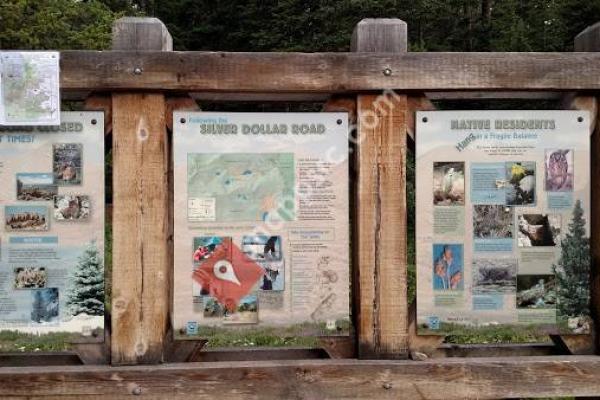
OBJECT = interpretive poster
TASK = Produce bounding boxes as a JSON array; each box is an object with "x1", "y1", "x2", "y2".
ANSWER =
[
  {"x1": 0, "y1": 52, "x2": 60, "y2": 126},
  {"x1": 173, "y1": 112, "x2": 350, "y2": 341},
  {"x1": 416, "y1": 111, "x2": 591, "y2": 336},
  {"x1": 0, "y1": 112, "x2": 104, "y2": 342}
]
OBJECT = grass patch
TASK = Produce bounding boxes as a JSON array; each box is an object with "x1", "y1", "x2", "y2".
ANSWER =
[
  {"x1": 420, "y1": 322, "x2": 550, "y2": 344},
  {"x1": 0, "y1": 331, "x2": 73, "y2": 352}
]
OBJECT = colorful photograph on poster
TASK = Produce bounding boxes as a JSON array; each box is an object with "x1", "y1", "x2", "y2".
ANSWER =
[
  {"x1": 433, "y1": 162, "x2": 465, "y2": 206},
  {"x1": 203, "y1": 297, "x2": 225, "y2": 318},
  {"x1": 432, "y1": 244, "x2": 464, "y2": 291},
  {"x1": 16, "y1": 173, "x2": 57, "y2": 201},
  {"x1": 53, "y1": 195, "x2": 90, "y2": 221},
  {"x1": 191, "y1": 238, "x2": 263, "y2": 313},
  {"x1": 473, "y1": 205, "x2": 513, "y2": 239},
  {"x1": 516, "y1": 274, "x2": 556, "y2": 309},
  {"x1": 473, "y1": 258, "x2": 517, "y2": 294},
  {"x1": 505, "y1": 161, "x2": 536, "y2": 206},
  {"x1": 545, "y1": 149, "x2": 574, "y2": 192},
  {"x1": 30, "y1": 288, "x2": 59, "y2": 324},
  {"x1": 53, "y1": 143, "x2": 82, "y2": 185},
  {"x1": 517, "y1": 214, "x2": 561, "y2": 247},
  {"x1": 192, "y1": 236, "x2": 231, "y2": 302},
  {"x1": 223, "y1": 293, "x2": 259, "y2": 324},
  {"x1": 242, "y1": 235, "x2": 284, "y2": 291},
  {"x1": 416, "y1": 110, "x2": 590, "y2": 337},
  {"x1": 5, "y1": 205, "x2": 49, "y2": 231},
  {"x1": 14, "y1": 267, "x2": 47, "y2": 289}
]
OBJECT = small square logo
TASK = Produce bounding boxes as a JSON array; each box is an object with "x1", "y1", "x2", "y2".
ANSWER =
[
  {"x1": 186, "y1": 321, "x2": 198, "y2": 336},
  {"x1": 428, "y1": 316, "x2": 440, "y2": 330}
]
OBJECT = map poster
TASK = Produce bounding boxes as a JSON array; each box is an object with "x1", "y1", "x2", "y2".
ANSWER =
[
  {"x1": 0, "y1": 51, "x2": 60, "y2": 126},
  {"x1": 173, "y1": 112, "x2": 350, "y2": 341},
  {"x1": 416, "y1": 110, "x2": 591, "y2": 336},
  {"x1": 0, "y1": 112, "x2": 104, "y2": 342}
]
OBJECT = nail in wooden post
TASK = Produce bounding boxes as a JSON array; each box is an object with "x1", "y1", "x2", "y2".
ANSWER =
[
  {"x1": 110, "y1": 17, "x2": 172, "y2": 365},
  {"x1": 353, "y1": 18, "x2": 409, "y2": 359}
]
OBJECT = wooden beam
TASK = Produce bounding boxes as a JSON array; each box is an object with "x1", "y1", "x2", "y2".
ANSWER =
[
  {"x1": 110, "y1": 18, "x2": 172, "y2": 365},
  {"x1": 57, "y1": 51, "x2": 600, "y2": 92},
  {"x1": 355, "y1": 19, "x2": 409, "y2": 359},
  {"x1": 1, "y1": 356, "x2": 600, "y2": 399}
]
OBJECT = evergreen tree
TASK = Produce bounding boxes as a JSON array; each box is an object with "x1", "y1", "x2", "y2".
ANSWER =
[
  {"x1": 67, "y1": 242, "x2": 105, "y2": 316},
  {"x1": 553, "y1": 200, "x2": 590, "y2": 317}
]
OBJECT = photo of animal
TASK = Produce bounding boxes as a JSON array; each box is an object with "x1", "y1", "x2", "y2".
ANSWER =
[
  {"x1": 54, "y1": 195, "x2": 91, "y2": 221},
  {"x1": 433, "y1": 162, "x2": 465, "y2": 206},
  {"x1": 473, "y1": 205, "x2": 514, "y2": 239},
  {"x1": 505, "y1": 162, "x2": 536, "y2": 206},
  {"x1": 517, "y1": 214, "x2": 561, "y2": 247},
  {"x1": 517, "y1": 274, "x2": 556, "y2": 309},
  {"x1": 473, "y1": 259, "x2": 517, "y2": 294},
  {"x1": 545, "y1": 149, "x2": 573, "y2": 192},
  {"x1": 5, "y1": 205, "x2": 49, "y2": 231}
]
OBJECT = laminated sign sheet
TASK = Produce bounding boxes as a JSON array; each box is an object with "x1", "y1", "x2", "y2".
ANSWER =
[
  {"x1": 0, "y1": 112, "x2": 105, "y2": 341},
  {"x1": 173, "y1": 112, "x2": 350, "y2": 340},
  {"x1": 416, "y1": 111, "x2": 591, "y2": 336},
  {"x1": 0, "y1": 52, "x2": 60, "y2": 126}
]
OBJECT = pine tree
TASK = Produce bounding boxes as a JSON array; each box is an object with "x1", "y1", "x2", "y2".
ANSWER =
[
  {"x1": 67, "y1": 242, "x2": 105, "y2": 316},
  {"x1": 553, "y1": 200, "x2": 590, "y2": 317}
]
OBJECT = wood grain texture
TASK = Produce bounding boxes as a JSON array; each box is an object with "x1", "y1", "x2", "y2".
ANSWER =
[
  {"x1": 111, "y1": 94, "x2": 169, "y2": 365},
  {"x1": 1, "y1": 356, "x2": 600, "y2": 399},
  {"x1": 57, "y1": 51, "x2": 600, "y2": 92},
  {"x1": 110, "y1": 18, "x2": 172, "y2": 365},
  {"x1": 351, "y1": 19, "x2": 407, "y2": 52},
  {"x1": 575, "y1": 22, "x2": 600, "y2": 52},
  {"x1": 357, "y1": 94, "x2": 408, "y2": 358},
  {"x1": 354, "y1": 20, "x2": 409, "y2": 359},
  {"x1": 112, "y1": 17, "x2": 173, "y2": 51}
]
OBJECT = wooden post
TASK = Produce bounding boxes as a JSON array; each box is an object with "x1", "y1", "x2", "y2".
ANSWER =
[
  {"x1": 353, "y1": 19, "x2": 409, "y2": 359},
  {"x1": 110, "y1": 17, "x2": 172, "y2": 365},
  {"x1": 574, "y1": 24, "x2": 600, "y2": 355}
]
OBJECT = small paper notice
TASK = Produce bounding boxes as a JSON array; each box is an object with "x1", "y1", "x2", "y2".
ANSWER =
[
  {"x1": 0, "y1": 51, "x2": 60, "y2": 126},
  {"x1": 188, "y1": 197, "x2": 216, "y2": 222}
]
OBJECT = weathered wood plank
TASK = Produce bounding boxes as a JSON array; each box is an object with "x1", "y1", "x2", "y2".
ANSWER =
[
  {"x1": 112, "y1": 17, "x2": 173, "y2": 52},
  {"x1": 111, "y1": 93, "x2": 169, "y2": 365},
  {"x1": 57, "y1": 51, "x2": 600, "y2": 92},
  {"x1": 355, "y1": 19, "x2": 409, "y2": 359},
  {"x1": 110, "y1": 18, "x2": 171, "y2": 365},
  {"x1": 575, "y1": 28, "x2": 600, "y2": 356},
  {"x1": 0, "y1": 356, "x2": 600, "y2": 399}
]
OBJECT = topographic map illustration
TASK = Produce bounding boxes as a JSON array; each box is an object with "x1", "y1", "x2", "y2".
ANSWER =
[
  {"x1": 187, "y1": 153, "x2": 295, "y2": 222},
  {"x1": 0, "y1": 52, "x2": 60, "y2": 125}
]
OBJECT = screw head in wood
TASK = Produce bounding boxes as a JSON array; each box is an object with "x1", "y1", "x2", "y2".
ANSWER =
[
  {"x1": 382, "y1": 382, "x2": 392, "y2": 390},
  {"x1": 133, "y1": 67, "x2": 143, "y2": 75},
  {"x1": 131, "y1": 386, "x2": 142, "y2": 395},
  {"x1": 382, "y1": 67, "x2": 392, "y2": 76}
]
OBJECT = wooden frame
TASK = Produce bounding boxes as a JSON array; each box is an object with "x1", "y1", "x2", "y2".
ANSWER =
[{"x1": 2, "y1": 16, "x2": 600, "y2": 399}]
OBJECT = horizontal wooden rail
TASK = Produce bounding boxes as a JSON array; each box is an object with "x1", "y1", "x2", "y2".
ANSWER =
[
  {"x1": 59, "y1": 51, "x2": 600, "y2": 92},
  {"x1": 0, "y1": 356, "x2": 599, "y2": 399}
]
